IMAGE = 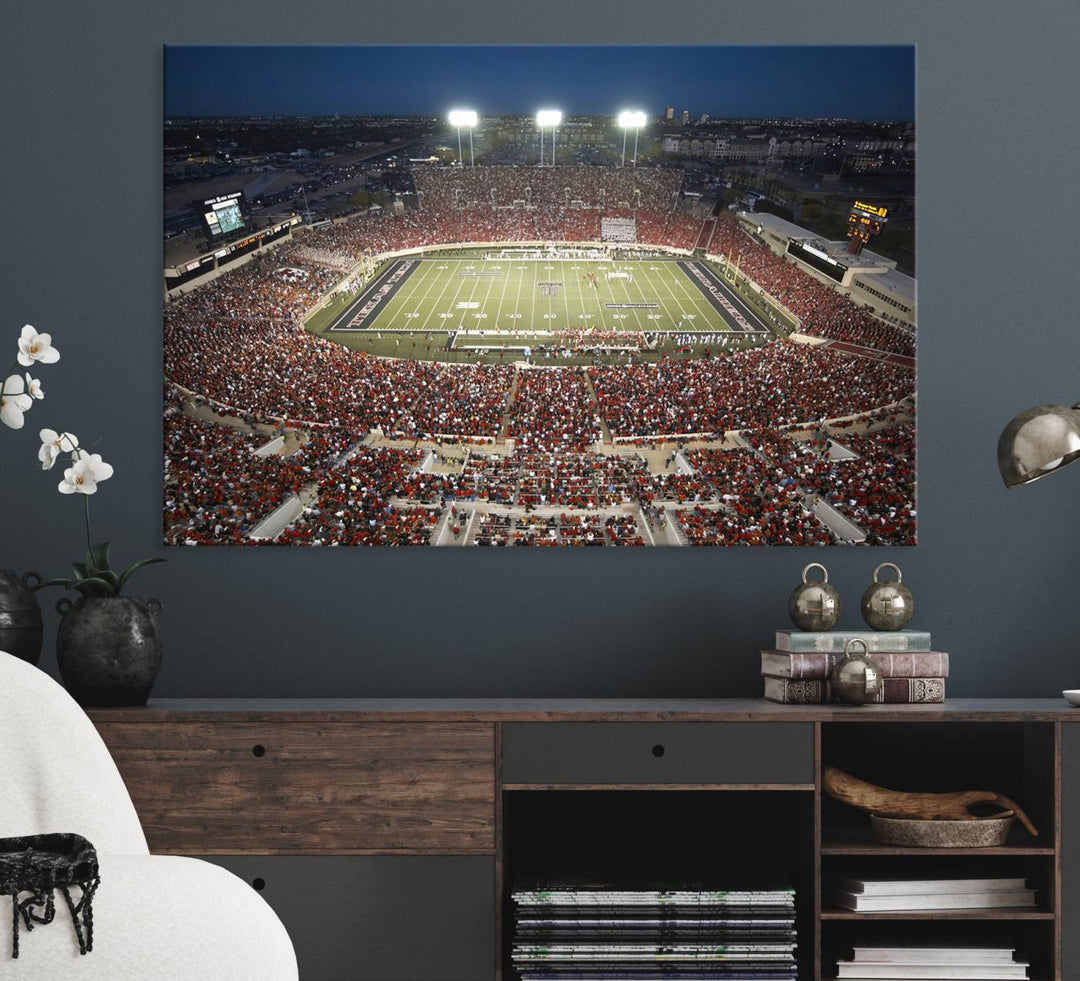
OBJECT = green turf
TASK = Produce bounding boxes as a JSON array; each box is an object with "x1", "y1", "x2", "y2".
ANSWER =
[
  {"x1": 309, "y1": 256, "x2": 776, "y2": 364},
  {"x1": 366, "y1": 257, "x2": 734, "y2": 335}
]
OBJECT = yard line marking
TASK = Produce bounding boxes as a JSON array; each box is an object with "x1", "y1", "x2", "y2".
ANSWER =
[
  {"x1": 511, "y1": 255, "x2": 525, "y2": 331},
  {"x1": 411, "y1": 259, "x2": 449, "y2": 334},
  {"x1": 665, "y1": 261, "x2": 719, "y2": 332},
  {"x1": 480, "y1": 257, "x2": 500, "y2": 333},
  {"x1": 641, "y1": 259, "x2": 693, "y2": 336},
  {"x1": 529, "y1": 256, "x2": 539, "y2": 341},
  {"x1": 493, "y1": 254, "x2": 510, "y2": 330}
]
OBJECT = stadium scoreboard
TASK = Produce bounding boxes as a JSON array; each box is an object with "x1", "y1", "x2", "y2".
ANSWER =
[
  {"x1": 846, "y1": 199, "x2": 888, "y2": 255},
  {"x1": 786, "y1": 239, "x2": 848, "y2": 283},
  {"x1": 200, "y1": 190, "x2": 247, "y2": 240}
]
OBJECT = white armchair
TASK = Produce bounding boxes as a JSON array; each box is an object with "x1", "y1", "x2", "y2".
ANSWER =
[{"x1": 0, "y1": 650, "x2": 298, "y2": 980}]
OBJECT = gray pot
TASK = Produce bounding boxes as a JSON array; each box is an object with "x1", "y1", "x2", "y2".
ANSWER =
[
  {"x1": 0, "y1": 570, "x2": 44, "y2": 666},
  {"x1": 56, "y1": 596, "x2": 163, "y2": 707}
]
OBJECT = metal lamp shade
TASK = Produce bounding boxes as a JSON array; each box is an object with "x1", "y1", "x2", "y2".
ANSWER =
[{"x1": 997, "y1": 404, "x2": 1080, "y2": 487}]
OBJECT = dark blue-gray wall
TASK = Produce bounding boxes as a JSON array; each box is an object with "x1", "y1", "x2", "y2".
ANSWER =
[{"x1": 2, "y1": 1, "x2": 1078, "y2": 698}]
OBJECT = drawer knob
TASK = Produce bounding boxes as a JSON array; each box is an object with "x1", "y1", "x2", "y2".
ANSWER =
[
  {"x1": 252, "y1": 744, "x2": 267, "y2": 758},
  {"x1": 651, "y1": 744, "x2": 666, "y2": 758},
  {"x1": 252, "y1": 877, "x2": 266, "y2": 891}
]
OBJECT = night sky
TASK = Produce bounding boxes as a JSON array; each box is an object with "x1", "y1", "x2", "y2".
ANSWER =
[{"x1": 165, "y1": 46, "x2": 914, "y2": 121}]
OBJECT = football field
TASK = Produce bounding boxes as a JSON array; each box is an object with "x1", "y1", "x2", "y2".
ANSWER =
[{"x1": 319, "y1": 256, "x2": 777, "y2": 351}]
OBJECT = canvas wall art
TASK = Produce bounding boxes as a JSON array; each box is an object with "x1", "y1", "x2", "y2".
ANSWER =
[{"x1": 163, "y1": 44, "x2": 915, "y2": 546}]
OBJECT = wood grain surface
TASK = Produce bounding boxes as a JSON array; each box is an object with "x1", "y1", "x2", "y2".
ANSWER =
[{"x1": 95, "y1": 721, "x2": 495, "y2": 854}]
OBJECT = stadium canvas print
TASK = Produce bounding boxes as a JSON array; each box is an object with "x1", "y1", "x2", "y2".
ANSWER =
[{"x1": 164, "y1": 45, "x2": 916, "y2": 547}]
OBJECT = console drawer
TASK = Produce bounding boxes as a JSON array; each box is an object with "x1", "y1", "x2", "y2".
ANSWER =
[
  {"x1": 96, "y1": 721, "x2": 495, "y2": 854},
  {"x1": 501, "y1": 722, "x2": 813, "y2": 786},
  {"x1": 207, "y1": 855, "x2": 494, "y2": 981}
]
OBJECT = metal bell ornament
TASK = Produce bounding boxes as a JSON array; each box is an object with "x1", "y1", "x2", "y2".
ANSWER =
[
  {"x1": 788, "y1": 563, "x2": 841, "y2": 632},
  {"x1": 861, "y1": 562, "x2": 914, "y2": 631},
  {"x1": 830, "y1": 638, "x2": 884, "y2": 705}
]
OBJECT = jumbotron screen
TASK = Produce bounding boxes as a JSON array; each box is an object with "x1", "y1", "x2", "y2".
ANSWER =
[
  {"x1": 201, "y1": 191, "x2": 246, "y2": 238},
  {"x1": 786, "y1": 239, "x2": 847, "y2": 283}
]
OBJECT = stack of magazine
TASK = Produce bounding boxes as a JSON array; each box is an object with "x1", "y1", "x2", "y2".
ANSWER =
[
  {"x1": 836, "y1": 945, "x2": 1029, "y2": 979},
  {"x1": 510, "y1": 875, "x2": 797, "y2": 980},
  {"x1": 824, "y1": 874, "x2": 1036, "y2": 912}
]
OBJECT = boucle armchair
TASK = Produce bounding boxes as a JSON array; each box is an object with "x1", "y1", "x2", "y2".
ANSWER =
[{"x1": 0, "y1": 650, "x2": 298, "y2": 980}]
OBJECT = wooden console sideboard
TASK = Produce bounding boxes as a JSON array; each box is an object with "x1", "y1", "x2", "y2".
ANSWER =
[{"x1": 89, "y1": 699, "x2": 1080, "y2": 981}]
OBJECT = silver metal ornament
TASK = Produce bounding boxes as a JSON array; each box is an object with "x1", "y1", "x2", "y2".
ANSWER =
[
  {"x1": 788, "y1": 562, "x2": 841, "y2": 632},
  {"x1": 861, "y1": 562, "x2": 914, "y2": 631},
  {"x1": 830, "y1": 638, "x2": 884, "y2": 705}
]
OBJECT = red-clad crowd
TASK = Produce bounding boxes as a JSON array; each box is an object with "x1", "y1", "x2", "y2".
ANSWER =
[
  {"x1": 506, "y1": 369, "x2": 602, "y2": 452},
  {"x1": 164, "y1": 407, "x2": 351, "y2": 545},
  {"x1": 678, "y1": 447, "x2": 834, "y2": 546},
  {"x1": 589, "y1": 342, "x2": 912, "y2": 437},
  {"x1": 162, "y1": 165, "x2": 915, "y2": 546},
  {"x1": 709, "y1": 216, "x2": 915, "y2": 356},
  {"x1": 275, "y1": 447, "x2": 434, "y2": 546}
]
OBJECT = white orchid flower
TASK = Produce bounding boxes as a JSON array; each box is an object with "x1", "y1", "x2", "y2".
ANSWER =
[
  {"x1": 38, "y1": 429, "x2": 79, "y2": 470},
  {"x1": 17, "y1": 325, "x2": 60, "y2": 367},
  {"x1": 0, "y1": 374, "x2": 33, "y2": 430},
  {"x1": 58, "y1": 451, "x2": 114, "y2": 495},
  {"x1": 24, "y1": 373, "x2": 44, "y2": 400}
]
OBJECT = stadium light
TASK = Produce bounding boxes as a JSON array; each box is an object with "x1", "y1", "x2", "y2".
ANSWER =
[
  {"x1": 536, "y1": 109, "x2": 562, "y2": 167},
  {"x1": 618, "y1": 110, "x2": 648, "y2": 167},
  {"x1": 448, "y1": 109, "x2": 478, "y2": 167}
]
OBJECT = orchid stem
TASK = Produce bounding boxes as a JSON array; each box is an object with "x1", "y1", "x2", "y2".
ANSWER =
[{"x1": 84, "y1": 494, "x2": 93, "y2": 556}]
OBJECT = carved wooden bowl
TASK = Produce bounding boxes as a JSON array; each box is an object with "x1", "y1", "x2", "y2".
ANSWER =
[{"x1": 870, "y1": 813, "x2": 1016, "y2": 848}]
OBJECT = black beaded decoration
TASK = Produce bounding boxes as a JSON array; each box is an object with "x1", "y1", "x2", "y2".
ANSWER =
[{"x1": 0, "y1": 834, "x2": 100, "y2": 959}]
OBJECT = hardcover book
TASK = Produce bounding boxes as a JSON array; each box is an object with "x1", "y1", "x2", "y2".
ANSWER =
[
  {"x1": 774, "y1": 630, "x2": 931, "y2": 653},
  {"x1": 760, "y1": 650, "x2": 948, "y2": 680},
  {"x1": 762, "y1": 676, "x2": 946, "y2": 704}
]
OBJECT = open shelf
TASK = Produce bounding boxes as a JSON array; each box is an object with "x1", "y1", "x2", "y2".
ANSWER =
[
  {"x1": 820, "y1": 826, "x2": 1054, "y2": 856},
  {"x1": 818, "y1": 720, "x2": 1060, "y2": 981},
  {"x1": 501, "y1": 788, "x2": 814, "y2": 980},
  {"x1": 821, "y1": 906, "x2": 1055, "y2": 920}
]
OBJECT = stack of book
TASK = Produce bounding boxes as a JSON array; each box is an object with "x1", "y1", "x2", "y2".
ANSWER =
[
  {"x1": 761, "y1": 629, "x2": 948, "y2": 704},
  {"x1": 836, "y1": 945, "x2": 1029, "y2": 979},
  {"x1": 825, "y1": 874, "x2": 1036, "y2": 912},
  {"x1": 510, "y1": 875, "x2": 798, "y2": 980}
]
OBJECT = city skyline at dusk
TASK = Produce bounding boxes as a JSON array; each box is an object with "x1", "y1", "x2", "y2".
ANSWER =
[{"x1": 165, "y1": 45, "x2": 915, "y2": 121}]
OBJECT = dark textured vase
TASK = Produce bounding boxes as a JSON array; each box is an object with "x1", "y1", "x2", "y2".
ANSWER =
[
  {"x1": 55, "y1": 596, "x2": 163, "y2": 707},
  {"x1": 0, "y1": 570, "x2": 44, "y2": 665}
]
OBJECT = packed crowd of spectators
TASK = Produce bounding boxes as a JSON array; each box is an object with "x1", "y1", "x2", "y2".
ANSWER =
[
  {"x1": 274, "y1": 447, "x2": 434, "y2": 546},
  {"x1": 162, "y1": 164, "x2": 916, "y2": 546},
  {"x1": 413, "y1": 166, "x2": 683, "y2": 213},
  {"x1": 472, "y1": 510, "x2": 644, "y2": 547},
  {"x1": 710, "y1": 217, "x2": 915, "y2": 356},
  {"x1": 738, "y1": 424, "x2": 916, "y2": 545},
  {"x1": 590, "y1": 342, "x2": 913, "y2": 437},
  {"x1": 678, "y1": 448, "x2": 835, "y2": 546},
  {"x1": 506, "y1": 369, "x2": 602, "y2": 451},
  {"x1": 164, "y1": 405, "x2": 352, "y2": 545}
]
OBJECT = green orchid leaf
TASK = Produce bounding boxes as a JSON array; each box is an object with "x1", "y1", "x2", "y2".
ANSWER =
[
  {"x1": 34, "y1": 577, "x2": 76, "y2": 591},
  {"x1": 71, "y1": 562, "x2": 89, "y2": 580},
  {"x1": 97, "y1": 569, "x2": 121, "y2": 591},
  {"x1": 117, "y1": 557, "x2": 166, "y2": 593},
  {"x1": 72, "y1": 577, "x2": 117, "y2": 598},
  {"x1": 87, "y1": 542, "x2": 112, "y2": 575}
]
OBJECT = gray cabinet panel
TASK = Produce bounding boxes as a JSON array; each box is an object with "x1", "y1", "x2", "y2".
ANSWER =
[
  {"x1": 501, "y1": 722, "x2": 814, "y2": 785},
  {"x1": 1063, "y1": 726, "x2": 1080, "y2": 975},
  {"x1": 205, "y1": 855, "x2": 494, "y2": 981}
]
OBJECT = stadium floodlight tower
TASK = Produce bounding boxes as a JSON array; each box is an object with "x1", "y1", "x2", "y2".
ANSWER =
[
  {"x1": 536, "y1": 109, "x2": 562, "y2": 167},
  {"x1": 448, "y1": 109, "x2": 478, "y2": 167},
  {"x1": 618, "y1": 110, "x2": 647, "y2": 166}
]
